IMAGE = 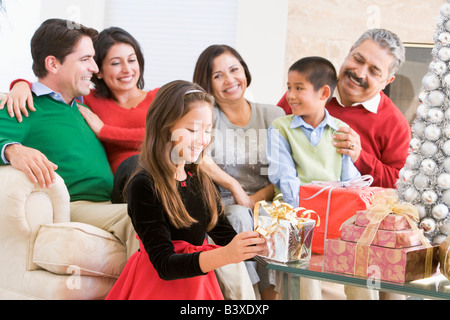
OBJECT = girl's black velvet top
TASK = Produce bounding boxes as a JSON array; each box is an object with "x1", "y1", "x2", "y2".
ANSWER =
[{"x1": 127, "y1": 170, "x2": 237, "y2": 280}]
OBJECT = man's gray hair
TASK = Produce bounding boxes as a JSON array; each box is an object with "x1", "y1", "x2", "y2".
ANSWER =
[{"x1": 352, "y1": 28, "x2": 405, "y2": 78}]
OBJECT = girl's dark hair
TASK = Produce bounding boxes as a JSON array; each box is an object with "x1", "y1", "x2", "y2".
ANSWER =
[
  {"x1": 31, "y1": 18, "x2": 98, "y2": 78},
  {"x1": 91, "y1": 27, "x2": 145, "y2": 98},
  {"x1": 193, "y1": 44, "x2": 252, "y2": 95}
]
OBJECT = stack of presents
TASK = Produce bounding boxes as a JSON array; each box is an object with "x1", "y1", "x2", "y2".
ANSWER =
[{"x1": 253, "y1": 175, "x2": 450, "y2": 285}]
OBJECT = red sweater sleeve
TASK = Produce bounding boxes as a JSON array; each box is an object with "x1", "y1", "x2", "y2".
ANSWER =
[
  {"x1": 85, "y1": 89, "x2": 158, "y2": 148},
  {"x1": 10, "y1": 79, "x2": 32, "y2": 90},
  {"x1": 354, "y1": 122, "x2": 410, "y2": 188},
  {"x1": 98, "y1": 125, "x2": 144, "y2": 147},
  {"x1": 326, "y1": 93, "x2": 411, "y2": 188}
]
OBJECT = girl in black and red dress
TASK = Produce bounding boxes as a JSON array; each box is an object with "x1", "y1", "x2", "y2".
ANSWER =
[{"x1": 106, "y1": 80, "x2": 265, "y2": 300}]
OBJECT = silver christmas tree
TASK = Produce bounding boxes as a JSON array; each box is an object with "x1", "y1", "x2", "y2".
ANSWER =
[{"x1": 397, "y1": 0, "x2": 450, "y2": 244}]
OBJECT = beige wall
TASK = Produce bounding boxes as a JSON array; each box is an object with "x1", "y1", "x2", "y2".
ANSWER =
[
  {"x1": 284, "y1": 0, "x2": 442, "y2": 86},
  {"x1": 0, "y1": 0, "x2": 443, "y2": 106}
]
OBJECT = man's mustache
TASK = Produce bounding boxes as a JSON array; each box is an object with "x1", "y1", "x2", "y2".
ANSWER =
[{"x1": 345, "y1": 70, "x2": 369, "y2": 89}]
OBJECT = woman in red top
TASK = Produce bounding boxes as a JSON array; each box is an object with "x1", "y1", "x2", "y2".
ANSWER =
[
  {"x1": 80, "y1": 27, "x2": 158, "y2": 175},
  {"x1": 3, "y1": 27, "x2": 158, "y2": 202}
]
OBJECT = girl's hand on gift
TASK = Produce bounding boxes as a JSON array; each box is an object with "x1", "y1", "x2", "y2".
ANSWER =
[
  {"x1": 199, "y1": 231, "x2": 266, "y2": 273},
  {"x1": 332, "y1": 126, "x2": 361, "y2": 163},
  {"x1": 224, "y1": 231, "x2": 266, "y2": 264}
]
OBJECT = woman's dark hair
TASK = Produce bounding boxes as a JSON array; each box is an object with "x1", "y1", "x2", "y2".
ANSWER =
[
  {"x1": 91, "y1": 27, "x2": 145, "y2": 98},
  {"x1": 31, "y1": 18, "x2": 98, "y2": 78},
  {"x1": 193, "y1": 44, "x2": 251, "y2": 95}
]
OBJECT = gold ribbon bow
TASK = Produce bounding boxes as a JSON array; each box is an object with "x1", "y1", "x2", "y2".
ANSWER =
[
  {"x1": 253, "y1": 200, "x2": 319, "y2": 237},
  {"x1": 354, "y1": 189, "x2": 433, "y2": 278},
  {"x1": 253, "y1": 200, "x2": 319, "y2": 260}
]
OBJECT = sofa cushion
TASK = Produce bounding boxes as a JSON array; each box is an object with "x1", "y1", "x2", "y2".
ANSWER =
[{"x1": 33, "y1": 222, "x2": 127, "y2": 278}]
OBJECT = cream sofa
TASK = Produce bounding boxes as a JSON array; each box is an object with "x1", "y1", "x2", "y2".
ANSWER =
[{"x1": 0, "y1": 166, "x2": 127, "y2": 300}]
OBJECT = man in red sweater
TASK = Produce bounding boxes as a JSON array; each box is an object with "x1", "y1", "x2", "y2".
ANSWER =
[{"x1": 278, "y1": 29, "x2": 410, "y2": 188}]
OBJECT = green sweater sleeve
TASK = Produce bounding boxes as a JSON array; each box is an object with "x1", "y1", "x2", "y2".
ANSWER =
[{"x1": 0, "y1": 108, "x2": 30, "y2": 165}]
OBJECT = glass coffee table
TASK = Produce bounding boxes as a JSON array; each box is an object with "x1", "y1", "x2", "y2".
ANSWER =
[{"x1": 256, "y1": 254, "x2": 450, "y2": 300}]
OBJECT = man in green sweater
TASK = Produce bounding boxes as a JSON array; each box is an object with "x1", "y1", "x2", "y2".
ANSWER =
[{"x1": 0, "y1": 19, "x2": 137, "y2": 258}]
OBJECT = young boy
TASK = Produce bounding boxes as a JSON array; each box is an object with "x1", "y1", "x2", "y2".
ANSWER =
[{"x1": 267, "y1": 56, "x2": 360, "y2": 207}]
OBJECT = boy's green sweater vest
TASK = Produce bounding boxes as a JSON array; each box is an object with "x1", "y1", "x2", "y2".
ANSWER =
[
  {"x1": 271, "y1": 115, "x2": 347, "y2": 195},
  {"x1": 0, "y1": 94, "x2": 113, "y2": 202}
]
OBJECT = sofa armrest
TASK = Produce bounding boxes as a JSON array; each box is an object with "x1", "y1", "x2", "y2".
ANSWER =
[
  {"x1": 0, "y1": 166, "x2": 70, "y2": 236},
  {"x1": 33, "y1": 222, "x2": 127, "y2": 278}
]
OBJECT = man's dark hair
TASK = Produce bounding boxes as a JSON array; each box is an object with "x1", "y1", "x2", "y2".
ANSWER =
[{"x1": 31, "y1": 18, "x2": 98, "y2": 78}]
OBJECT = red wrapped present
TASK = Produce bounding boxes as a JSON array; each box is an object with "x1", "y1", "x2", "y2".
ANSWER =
[{"x1": 298, "y1": 175, "x2": 382, "y2": 254}]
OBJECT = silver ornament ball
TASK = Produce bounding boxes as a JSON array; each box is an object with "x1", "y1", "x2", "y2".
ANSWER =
[
  {"x1": 422, "y1": 190, "x2": 438, "y2": 204},
  {"x1": 422, "y1": 73, "x2": 441, "y2": 90},
  {"x1": 421, "y1": 158, "x2": 437, "y2": 174},
  {"x1": 432, "y1": 204, "x2": 449, "y2": 220},
  {"x1": 440, "y1": 219, "x2": 450, "y2": 235},
  {"x1": 415, "y1": 204, "x2": 427, "y2": 219},
  {"x1": 404, "y1": 187, "x2": 419, "y2": 202},
  {"x1": 439, "y1": 47, "x2": 450, "y2": 62},
  {"x1": 420, "y1": 141, "x2": 438, "y2": 156},
  {"x1": 439, "y1": 32, "x2": 450, "y2": 45},
  {"x1": 420, "y1": 218, "x2": 437, "y2": 233},
  {"x1": 428, "y1": 90, "x2": 445, "y2": 106},
  {"x1": 414, "y1": 174, "x2": 429, "y2": 189},
  {"x1": 441, "y1": 3, "x2": 450, "y2": 17},
  {"x1": 425, "y1": 124, "x2": 441, "y2": 141},
  {"x1": 438, "y1": 173, "x2": 450, "y2": 189},
  {"x1": 427, "y1": 107, "x2": 444, "y2": 123},
  {"x1": 416, "y1": 103, "x2": 429, "y2": 119},
  {"x1": 443, "y1": 140, "x2": 450, "y2": 156},
  {"x1": 443, "y1": 189, "x2": 450, "y2": 206},
  {"x1": 406, "y1": 154, "x2": 420, "y2": 169}
]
